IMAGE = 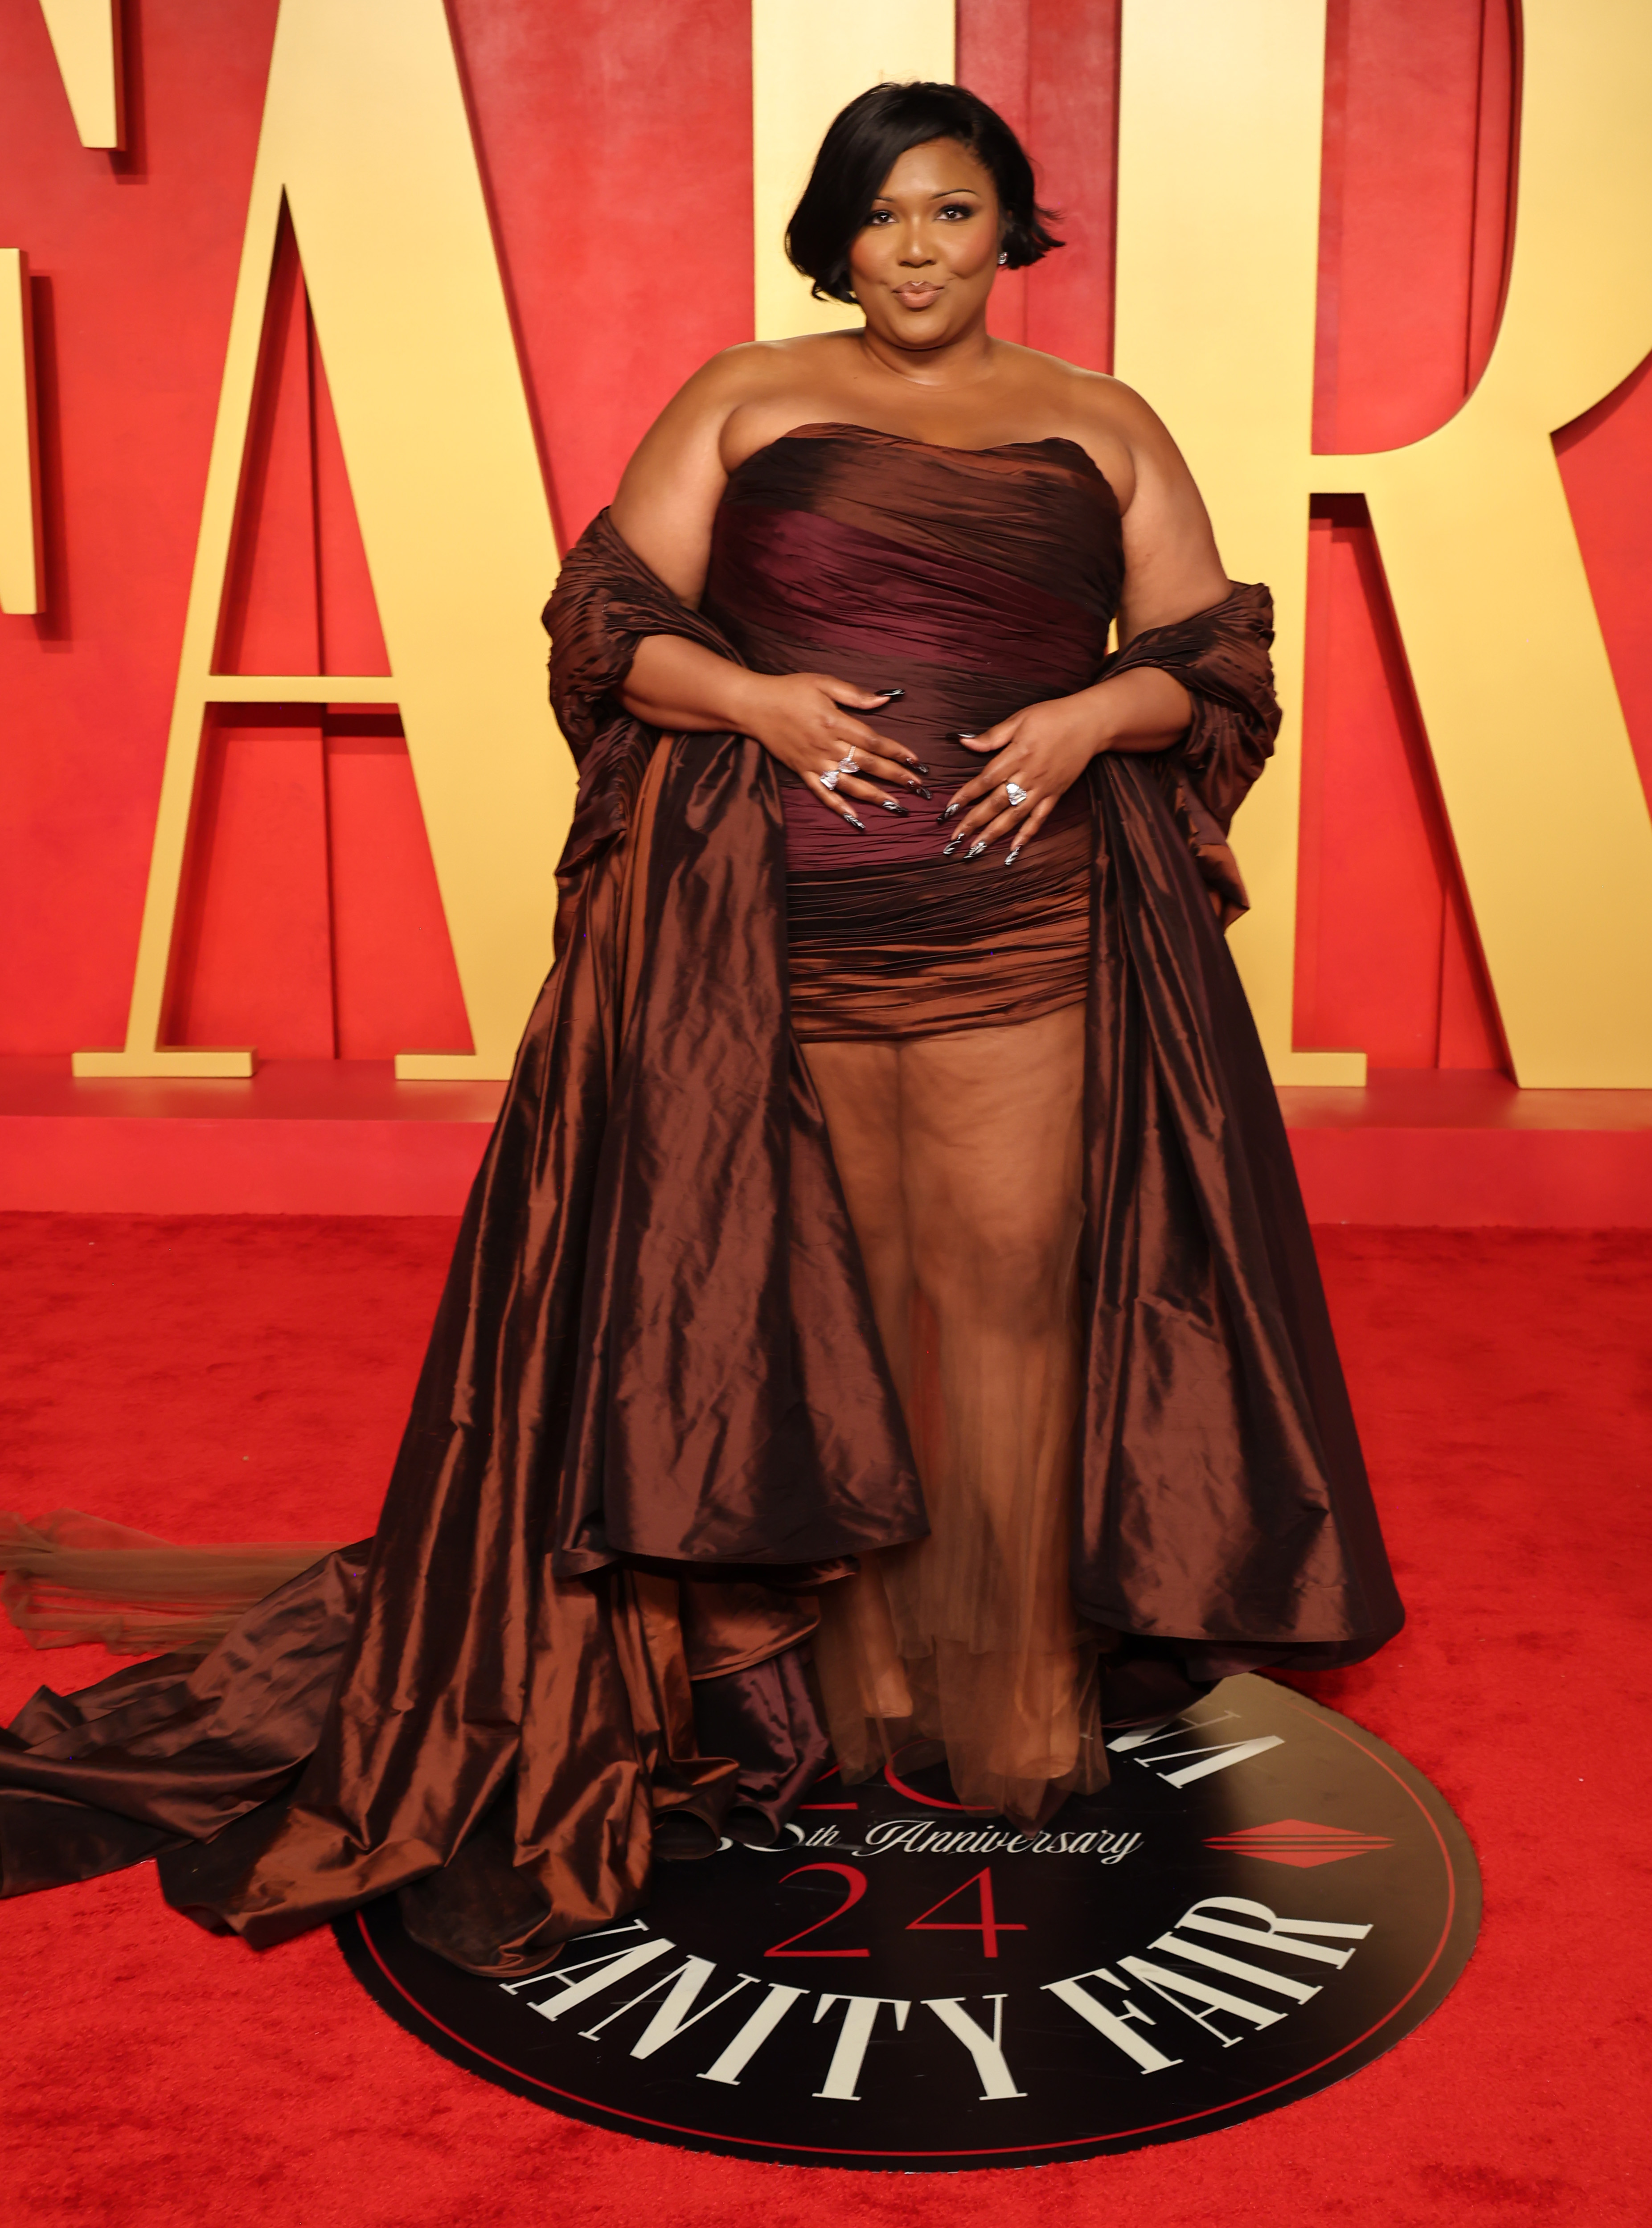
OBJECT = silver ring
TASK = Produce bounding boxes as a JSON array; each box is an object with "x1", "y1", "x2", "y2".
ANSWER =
[
  {"x1": 836, "y1": 751, "x2": 858, "y2": 774},
  {"x1": 1005, "y1": 780, "x2": 1030, "y2": 807},
  {"x1": 820, "y1": 768, "x2": 840, "y2": 790}
]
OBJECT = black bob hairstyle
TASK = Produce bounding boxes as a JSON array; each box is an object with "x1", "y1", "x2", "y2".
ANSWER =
[{"x1": 785, "y1": 81, "x2": 1062, "y2": 306}]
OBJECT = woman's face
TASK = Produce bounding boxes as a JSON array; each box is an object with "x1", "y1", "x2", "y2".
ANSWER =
[{"x1": 847, "y1": 138, "x2": 1003, "y2": 349}]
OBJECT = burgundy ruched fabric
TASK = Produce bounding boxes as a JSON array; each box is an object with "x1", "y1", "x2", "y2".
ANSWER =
[
  {"x1": 0, "y1": 426, "x2": 1400, "y2": 1973},
  {"x1": 709, "y1": 428, "x2": 1106, "y2": 1038}
]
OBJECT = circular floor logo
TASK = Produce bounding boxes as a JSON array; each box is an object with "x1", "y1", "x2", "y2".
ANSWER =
[{"x1": 336, "y1": 1676, "x2": 1479, "y2": 2170}]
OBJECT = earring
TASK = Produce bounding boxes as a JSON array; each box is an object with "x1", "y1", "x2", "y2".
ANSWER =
[{"x1": 998, "y1": 250, "x2": 1008, "y2": 266}]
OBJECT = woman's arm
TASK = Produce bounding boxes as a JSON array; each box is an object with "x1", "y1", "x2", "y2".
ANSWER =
[
  {"x1": 620, "y1": 634, "x2": 763, "y2": 735},
  {"x1": 1111, "y1": 382, "x2": 1231, "y2": 645},
  {"x1": 609, "y1": 355, "x2": 740, "y2": 606}
]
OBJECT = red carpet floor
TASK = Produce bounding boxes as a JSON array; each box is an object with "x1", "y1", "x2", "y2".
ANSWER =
[{"x1": 1, "y1": 1214, "x2": 1647, "y2": 2227}]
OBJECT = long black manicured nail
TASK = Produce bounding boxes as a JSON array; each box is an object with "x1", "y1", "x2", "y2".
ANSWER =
[
  {"x1": 938, "y1": 801, "x2": 961, "y2": 823},
  {"x1": 844, "y1": 812, "x2": 865, "y2": 831},
  {"x1": 942, "y1": 836, "x2": 961, "y2": 856},
  {"x1": 966, "y1": 840, "x2": 987, "y2": 860},
  {"x1": 908, "y1": 782, "x2": 932, "y2": 799},
  {"x1": 909, "y1": 762, "x2": 931, "y2": 775},
  {"x1": 877, "y1": 687, "x2": 905, "y2": 701},
  {"x1": 881, "y1": 799, "x2": 909, "y2": 815},
  {"x1": 1005, "y1": 846, "x2": 1022, "y2": 866}
]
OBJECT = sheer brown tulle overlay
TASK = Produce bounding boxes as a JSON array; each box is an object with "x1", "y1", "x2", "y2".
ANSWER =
[
  {"x1": 803, "y1": 1008, "x2": 1104, "y2": 1829},
  {"x1": 0, "y1": 427, "x2": 1402, "y2": 1973},
  {"x1": 0, "y1": 1512, "x2": 340, "y2": 1655}
]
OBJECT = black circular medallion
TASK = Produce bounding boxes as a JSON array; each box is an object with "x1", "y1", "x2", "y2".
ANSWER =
[{"x1": 336, "y1": 1676, "x2": 1479, "y2": 2169}]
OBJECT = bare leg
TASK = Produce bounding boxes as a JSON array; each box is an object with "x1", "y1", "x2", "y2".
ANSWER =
[{"x1": 803, "y1": 1004, "x2": 1103, "y2": 1829}]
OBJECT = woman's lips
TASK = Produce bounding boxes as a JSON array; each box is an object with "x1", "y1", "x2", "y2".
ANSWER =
[{"x1": 894, "y1": 283, "x2": 942, "y2": 309}]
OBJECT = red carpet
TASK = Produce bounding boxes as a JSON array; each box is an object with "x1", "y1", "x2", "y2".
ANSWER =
[{"x1": 1, "y1": 1214, "x2": 1646, "y2": 2225}]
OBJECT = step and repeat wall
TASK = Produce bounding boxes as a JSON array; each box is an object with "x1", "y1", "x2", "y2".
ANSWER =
[{"x1": 2, "y1": 0, "x2": 1650, "y2": 1085}]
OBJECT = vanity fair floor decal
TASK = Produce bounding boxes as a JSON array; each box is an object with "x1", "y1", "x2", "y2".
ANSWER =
[{"x1": 336, "y1": 1677, "x2": 1480, "y2": 2169}]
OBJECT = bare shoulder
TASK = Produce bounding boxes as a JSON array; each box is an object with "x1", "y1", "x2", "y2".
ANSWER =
[
  {"x1": 607, "y1": 345, "x2": 775, "y2": 597},
  {"x1": 615, "y1": 335, "x2": 855, "y2": 498},
  {"x1": 1026, "y1": 353, "x2": 1191, "y2": 478},
  {"x1": 1074, "y1": 371, "x2": 1194, "y2": 475},
  {"x1": 716, "y1": 332, "x2": 870, "y2": 467},
  {"x1": 684, "y1": 336, "x2": 848, "y2": 411},
  {"x1": 617, "y1": 343, "x2": 782, "y2": 472}
]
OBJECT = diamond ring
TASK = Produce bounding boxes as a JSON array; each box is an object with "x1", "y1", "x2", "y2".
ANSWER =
[
  {"x1": 820, "y1": 769, "x2": 841, "y2": 790},
  {"x1": 1005, "y1": 780, "x2": 1030, "y2": 807}
]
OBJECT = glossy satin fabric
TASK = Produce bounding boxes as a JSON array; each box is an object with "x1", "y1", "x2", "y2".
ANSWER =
[{"x1": 0, "y1": 435, "x2": 1401, "y2": 1974}]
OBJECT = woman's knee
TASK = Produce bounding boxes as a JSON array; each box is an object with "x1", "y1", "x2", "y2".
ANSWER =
[{"x1": 916, "y1": 1212, "x2": 1079, "y2": 1335}]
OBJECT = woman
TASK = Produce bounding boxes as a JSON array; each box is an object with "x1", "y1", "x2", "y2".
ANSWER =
[{"x1": 0, "y1": 85, "x2": 1400, "y2": 1977}]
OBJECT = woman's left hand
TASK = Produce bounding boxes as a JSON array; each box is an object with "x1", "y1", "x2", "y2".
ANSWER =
[{"x1": 938, "y1": 692, "x2": 1106, "y2": 862}]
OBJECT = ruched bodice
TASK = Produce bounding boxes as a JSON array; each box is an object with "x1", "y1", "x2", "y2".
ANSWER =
[{"x1": 704, "y1": 425, "x2": 1124, "y2": 869}]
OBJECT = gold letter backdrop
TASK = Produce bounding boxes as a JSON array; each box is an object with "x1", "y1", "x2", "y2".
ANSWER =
[{"x1": 67, "y1": 0, "x2": 1652, "y2": 1085}]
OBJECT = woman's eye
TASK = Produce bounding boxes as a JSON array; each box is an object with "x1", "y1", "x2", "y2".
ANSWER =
[
  {"x1": 938, "y1": 203, "x2": 976, "y2": 221},
  {"x1": 865, "y1": 209, "x2": 894, "y2": 226}
]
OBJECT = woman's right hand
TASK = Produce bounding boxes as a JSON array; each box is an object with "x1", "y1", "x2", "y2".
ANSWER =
[{"x1": 735, "y1": 672, "x2": 931, "y2": 827}]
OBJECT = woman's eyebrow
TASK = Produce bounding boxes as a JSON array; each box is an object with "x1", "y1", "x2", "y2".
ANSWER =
[{"x1": 869, "y1": 187, "x2": 984, "y2": 205}]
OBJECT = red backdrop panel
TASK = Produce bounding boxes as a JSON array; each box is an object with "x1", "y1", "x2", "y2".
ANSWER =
[
  {"x1": 447, "y1": 0, "x2": 754, "y2": 551},
  {"x1": 164, "y1": 711, "x2": 335, "y2": 1057},
  {"x1": 1555, "y1": 356, "x2": 1652, "y2": 811}
]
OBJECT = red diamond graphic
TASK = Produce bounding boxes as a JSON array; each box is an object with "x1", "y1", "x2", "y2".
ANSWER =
[{"x1": 1203, "y1": 1818, "x2": 1395, "y2": 1869}]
